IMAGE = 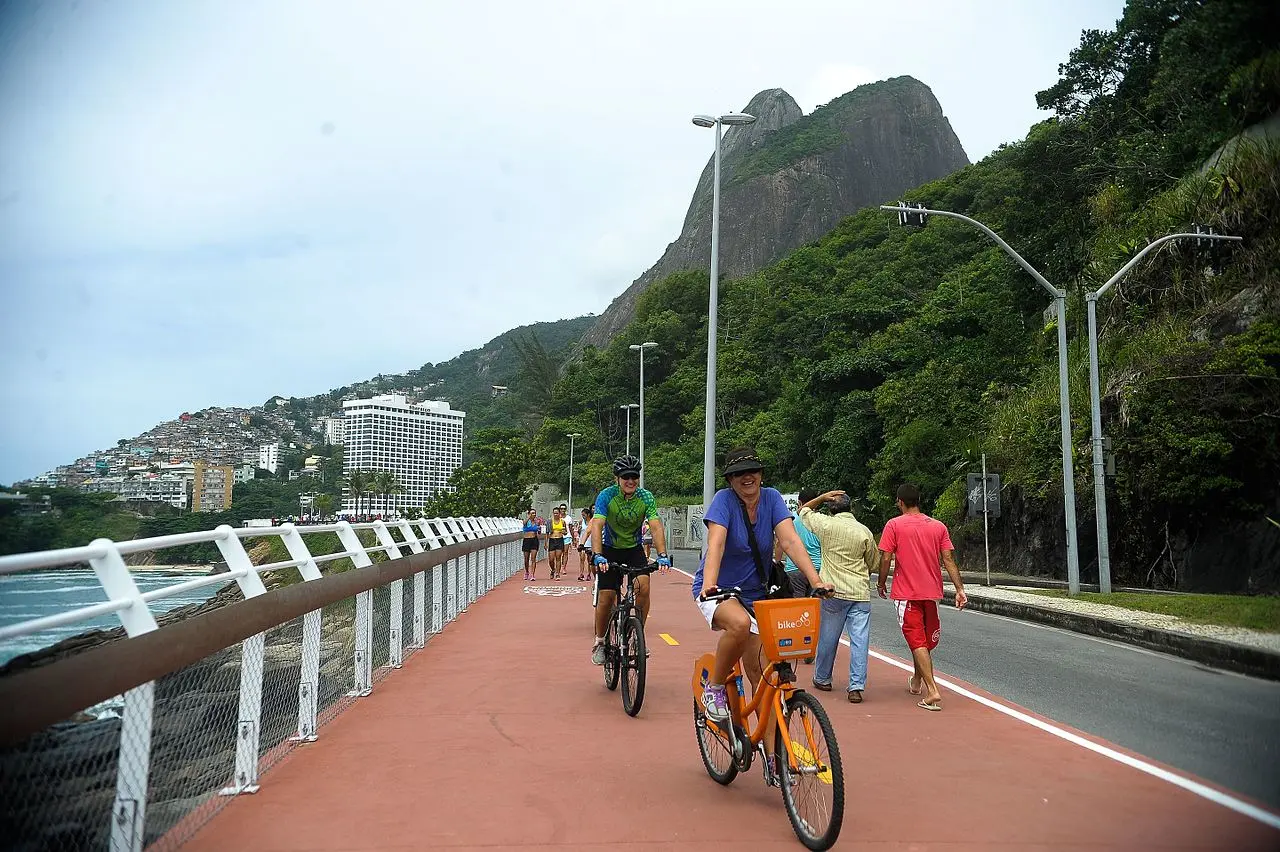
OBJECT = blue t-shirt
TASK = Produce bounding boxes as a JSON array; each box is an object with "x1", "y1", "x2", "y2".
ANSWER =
[
  {"x1": 692, "y1": 487, "x2": 792, "y2": 602},
  {"x1": 782, "y1": 511, "x2": 822, "y2": 574}
]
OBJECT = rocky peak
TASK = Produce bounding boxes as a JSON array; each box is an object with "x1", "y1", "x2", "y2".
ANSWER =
[{"x1": 578, "y1": 76, "x2": 969, "y2": 352}]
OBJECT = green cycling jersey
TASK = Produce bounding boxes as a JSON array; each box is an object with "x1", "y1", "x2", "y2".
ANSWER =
[{"x1": 592, "y1": 484, "x2": 658, "y2": 549}]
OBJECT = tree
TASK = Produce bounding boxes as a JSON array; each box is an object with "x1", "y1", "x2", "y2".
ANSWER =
[
  {"x1": 423, "y1": 436, "x2": 534, "y2": 518},
  {"x1": 313, "y1": 493, "x2": 337, "y2": 519},
  {"x1": 344, "y1": 469, "x2": 370, "y2": 517},
  {"x1": 371, "y1": 470, "x2": 404, "y2": 516}
]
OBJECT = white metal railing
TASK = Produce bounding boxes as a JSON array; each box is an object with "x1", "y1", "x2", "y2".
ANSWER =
[{"x1": 0, "y1": 515, "x2": 521, "y2": 851}]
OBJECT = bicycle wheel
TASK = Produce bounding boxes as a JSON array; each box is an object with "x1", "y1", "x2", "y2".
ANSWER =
[
  {"x1": 776, "y1": 690, "x2": 844, "y2": 851},
  {"x1": 621, "y1": 615, "x2": 646, "y2": 717},
  {"x1": 602, "y1": 617, "x2": 620, "y2": 691},
  {"x1": 692, "y1": 701, "x2": 738, "y2": 785}
]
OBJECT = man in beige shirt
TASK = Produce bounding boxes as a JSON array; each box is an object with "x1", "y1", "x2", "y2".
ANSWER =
[{"x1": 799, "y1": 489, "x2": 879, "y2": 702}]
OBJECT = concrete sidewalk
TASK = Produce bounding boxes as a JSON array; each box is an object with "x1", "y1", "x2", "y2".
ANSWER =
[{"x1": 670, "y1": 548, "x2": 1280, "y2": 681}]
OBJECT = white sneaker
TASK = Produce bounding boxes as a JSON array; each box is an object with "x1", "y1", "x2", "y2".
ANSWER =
[{"x1": 591, "y1": 642, "x2": 606, "y2": 666}]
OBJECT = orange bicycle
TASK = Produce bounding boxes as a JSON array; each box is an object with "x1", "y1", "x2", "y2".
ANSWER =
[{"x1": 691, "y1": 591, "x2": 844, "y2": 850}]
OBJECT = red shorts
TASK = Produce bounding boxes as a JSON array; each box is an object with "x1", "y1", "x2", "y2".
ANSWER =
[{"x1": 894, "y1": 600, "x2": 940, "y2": 651}]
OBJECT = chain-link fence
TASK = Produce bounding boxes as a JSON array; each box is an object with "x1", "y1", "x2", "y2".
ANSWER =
[{"x1": 0, "y1": 525, "x2": 520, "y2": 852}]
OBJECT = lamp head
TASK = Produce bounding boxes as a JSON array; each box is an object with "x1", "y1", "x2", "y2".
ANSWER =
[
  {"x1": 720, "y1": 113, "x2": 756, "y2": 126},
  {"x1": 692, "y1": 115, "x2": 716, "y2": 128}
]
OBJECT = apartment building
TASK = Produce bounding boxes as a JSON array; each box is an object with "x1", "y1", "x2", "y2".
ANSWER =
[
  {"x1": 341, "y1": 394, "x2": 464, "y2": 515},
  {"x1": 192, "y1": 461, "x2": 234, "y2": 512},
  {"x1": 321, "y1": 417, "x2": 345, "y2": 445},
  {"x1": 258, "y1": 442, "x2": 279, "y2": 475},
  {"x1": 80, "y1": 474, "x2": 190, "y2": 510}
]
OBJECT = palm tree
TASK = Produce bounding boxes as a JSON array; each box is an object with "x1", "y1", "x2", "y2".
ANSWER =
[
  {"x1": 344, "y1": 470, "x2": 369, "y2": 518},
  {"x1": 371, "y1": 470, "x2": 404, "y2": 517}
]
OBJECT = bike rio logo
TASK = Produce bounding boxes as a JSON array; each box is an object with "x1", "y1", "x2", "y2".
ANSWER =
[{"x1": 775, "y1": 610, "x2": 812, "y2": 630}]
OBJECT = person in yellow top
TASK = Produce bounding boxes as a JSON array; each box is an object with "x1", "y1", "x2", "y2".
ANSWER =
[
  {"x1": 798, "y1": 489, "x2": 879, "y2": 702},
  {"x1": 545, "y1": 506, "x2": 569, "y2": 580}
]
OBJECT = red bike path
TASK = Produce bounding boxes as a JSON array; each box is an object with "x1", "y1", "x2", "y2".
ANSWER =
[{"x1": 182, "y1": 560, "x2": 1280, "y2": 851}]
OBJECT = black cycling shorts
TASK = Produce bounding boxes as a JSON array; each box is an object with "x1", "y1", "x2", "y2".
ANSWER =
[
  {"x1": 521, "y1": 538, "x2": 540, "y2": 552},
  {"x1": 595, "y1": 545, "x2": 648, "y2": 594}
]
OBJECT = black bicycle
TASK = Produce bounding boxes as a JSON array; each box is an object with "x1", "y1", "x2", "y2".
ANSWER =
[{"x1": 600, "y1": 561, "x2": 657, "y2": 717}]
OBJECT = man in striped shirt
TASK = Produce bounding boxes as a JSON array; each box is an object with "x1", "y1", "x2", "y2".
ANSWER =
[{"x1": 799, "y1": 489, "x2": 880, "y2": 703}]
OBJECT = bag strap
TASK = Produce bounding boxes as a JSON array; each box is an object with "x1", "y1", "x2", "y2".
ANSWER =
[{"x1": 737, "y1": 495, "x2": 771, "y2": 592}]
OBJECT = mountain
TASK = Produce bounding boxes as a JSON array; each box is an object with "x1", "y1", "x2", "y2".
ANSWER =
[
  {"x1": 578, "y1": 76, "x2": 969, "y2": 351},
  {"x1": 20, "y1": 315, "x2": 596, "y2": 486}
]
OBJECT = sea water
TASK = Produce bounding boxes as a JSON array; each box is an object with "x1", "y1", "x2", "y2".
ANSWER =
[{"x1": 0, "y1": 567, "x2": 226, "y2": 666}]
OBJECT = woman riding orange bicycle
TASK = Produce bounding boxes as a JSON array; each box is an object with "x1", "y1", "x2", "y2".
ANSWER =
[{"x1": 693, "y1": 447, "x2": 832, "y2": 783}]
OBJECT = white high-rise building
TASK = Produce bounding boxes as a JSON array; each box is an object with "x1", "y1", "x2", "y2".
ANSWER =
[
  {"x1": 258, "y1": 442, "x2": 279, "y2": 474},
  {"x1": 341, "y1": 394, "x2": 464, "y2": 515}
]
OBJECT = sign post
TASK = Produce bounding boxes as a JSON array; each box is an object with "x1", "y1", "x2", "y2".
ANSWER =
[
  {"x1": 982, "y1": 454, "x2": 990, "y2": 587},
  {"x1": 967, "y1": 463, "x2": 1001, "y2": 587}
]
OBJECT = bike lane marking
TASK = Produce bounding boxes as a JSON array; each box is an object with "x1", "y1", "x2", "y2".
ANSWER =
[
  {"x1": 669, "y1": 564, "x2": 1280, "y2": 832},
  {"x1": 659, "y1": 633, "x2": 680, "y2": 645}
]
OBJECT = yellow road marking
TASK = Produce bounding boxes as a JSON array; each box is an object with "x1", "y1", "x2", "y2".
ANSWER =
[
  {"x1": 790, "y1": 740, "x2": 833, "y2": 784},
  {"x1": 659, "y1": 633, "x2": 679, "y2": 646}
]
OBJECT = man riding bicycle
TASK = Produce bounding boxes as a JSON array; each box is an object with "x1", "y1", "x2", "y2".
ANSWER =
[{"x1": 588, "y1": 455, "x2": 671, "y2": 665}]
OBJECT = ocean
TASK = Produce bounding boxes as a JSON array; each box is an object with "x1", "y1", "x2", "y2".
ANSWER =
[{"x1": 0, "y1": 567, "x2": 227, "y2": 667}]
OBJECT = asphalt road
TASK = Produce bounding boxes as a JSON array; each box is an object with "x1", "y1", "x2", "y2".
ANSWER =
[{"x1": 670, "y1": 549, "x2": 1280, "y2": 811}]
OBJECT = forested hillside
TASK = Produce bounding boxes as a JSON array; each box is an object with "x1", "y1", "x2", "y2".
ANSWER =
[{"x1": 509, "y1": 0, "x2": 1279, "y2": 592}]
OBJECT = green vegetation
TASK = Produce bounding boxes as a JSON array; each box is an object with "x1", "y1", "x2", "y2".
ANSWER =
[
  {"x1": 732, "y1": 76, "x2": 938, "y2": 185},
  {"x1": 423, "y1": 428, "x2": 536, "y2": 518},
  {"x1": 1025, "y1": 590, "x2": 1280, "y2": 633},
  {"x1": 518, "y1": 0, "x2": 1280, "y2": 590},
  {"x1": 0, "y1": 491, "x2": 142, "y2": 555}
]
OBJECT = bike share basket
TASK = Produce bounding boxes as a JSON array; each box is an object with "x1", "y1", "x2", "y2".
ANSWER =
[{"x1": 754, "y1": 597, "x2": 822, "y2": 663}]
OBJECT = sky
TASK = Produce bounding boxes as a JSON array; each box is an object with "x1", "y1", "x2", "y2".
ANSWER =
[{"x1": 0, "y1": 0, "x2": 1127, "y2": 484}]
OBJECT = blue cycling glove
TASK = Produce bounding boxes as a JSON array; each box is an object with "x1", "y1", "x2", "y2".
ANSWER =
[
  {"x1": 593, "y1": 554, "x2": 609, "y2": 568},
  {"x1": 656, "y1": 553, "x2": 672, "y2": 568}
]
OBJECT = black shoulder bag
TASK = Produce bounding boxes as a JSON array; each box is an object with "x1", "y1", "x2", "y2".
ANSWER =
[{"x1": 738, "y1": 497, "x2": 793, "y2": 600}]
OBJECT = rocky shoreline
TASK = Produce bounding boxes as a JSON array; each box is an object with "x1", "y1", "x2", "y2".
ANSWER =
[{"x1": 0, "y1": 579, "x2": 396, "y2": 851}]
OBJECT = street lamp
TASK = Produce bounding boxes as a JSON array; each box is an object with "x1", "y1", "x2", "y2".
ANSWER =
[
  {"x1": 619, "y1": 403, "x2": 640, "y2": 455},
  {"x1": 882, "y1": 202, "x2": 1083, "y2": 593},
  {"x1": 628, "y1": 341, "x2": 659, "y2": 487},
  {"x1": 693, "y1": 111, "x2": 757, "y2": 509},
  {"x1": 566, "y1": 432, "x2": 582, "y2": 519},
  {"x1": 1085, "y1": 226, "x2": 1241, "y2": 593}
]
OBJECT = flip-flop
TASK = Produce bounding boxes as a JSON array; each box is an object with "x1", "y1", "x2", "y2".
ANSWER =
[
  {"x1": 908, "y1": 676, "x2": 923, "y2": 696},
  {"x1": 917, "y1": 700, "x2": 942, "y2": 712}
]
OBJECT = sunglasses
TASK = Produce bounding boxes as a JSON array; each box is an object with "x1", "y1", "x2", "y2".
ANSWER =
[{"x1": 619, "y1": 473, "x2": 640, "y2": 481}]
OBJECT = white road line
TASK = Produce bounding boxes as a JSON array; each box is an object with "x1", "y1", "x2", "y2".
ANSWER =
[{"x1": 669, "y1": 563, "x2": 1280, "y2": 830}]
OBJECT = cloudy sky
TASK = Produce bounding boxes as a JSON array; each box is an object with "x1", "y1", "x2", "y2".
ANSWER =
[{"x1": 0, "y1": 0, "x2": 1125, "y2": 484}]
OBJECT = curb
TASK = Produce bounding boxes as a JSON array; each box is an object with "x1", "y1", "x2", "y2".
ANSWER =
[{"x1": 946, "y1": 589, "x2": 1280, "y2": 682}]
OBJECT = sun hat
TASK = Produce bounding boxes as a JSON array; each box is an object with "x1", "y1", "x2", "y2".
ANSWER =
[{"x1": 722, "y1": 447, "x2": 765, "y2": 477}]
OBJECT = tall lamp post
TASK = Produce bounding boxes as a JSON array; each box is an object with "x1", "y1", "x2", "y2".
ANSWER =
[
  {"x1": 882, "y1": 203, "x2": 1083, "y2": 593},
  {"x1": 628, "y1": 341, "x2": 658, "y2": 487},
  {"x1": 1085, "y1": 226, "x2": 1241, "y2": 593},
  {"x1": 619, "y1": 403, "x2": 640, "y2": 455},
  {"x1": 693, "y1": 111, "x2": 757, "y2": 510},
  {"x1": 566, "y1": 432, "x2": 582, "y2": 519}
]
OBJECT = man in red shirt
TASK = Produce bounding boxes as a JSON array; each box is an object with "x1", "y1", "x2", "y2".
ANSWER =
[{"x1": 876, "y1": 483, "x2": 967, "y2": 711}]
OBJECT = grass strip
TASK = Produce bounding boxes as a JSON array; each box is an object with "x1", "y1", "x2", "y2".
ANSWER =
[{"x1": 1024, "y1": 590, "x2": 1280, "y2": 633}]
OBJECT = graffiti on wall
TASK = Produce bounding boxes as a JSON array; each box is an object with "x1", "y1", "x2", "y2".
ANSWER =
[{"x1": 687, "y1": 504, "x2": 705, "y2": 546}]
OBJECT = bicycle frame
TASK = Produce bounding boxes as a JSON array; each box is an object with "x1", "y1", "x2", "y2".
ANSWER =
[{"x1": 710, "y1": 659, "x2": 822, "y2": 774}]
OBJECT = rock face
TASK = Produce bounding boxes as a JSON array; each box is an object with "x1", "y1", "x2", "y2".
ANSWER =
[{"x1": 579, "y1": 76, "x2": 970, "y2": 350}]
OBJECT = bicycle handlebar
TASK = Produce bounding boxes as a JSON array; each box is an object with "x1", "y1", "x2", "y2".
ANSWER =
[
  {"x1": 699, "y1": 585, "x2": 833, "y2": 602},
  {"x1": 602, "y1": 560, "x2": 659, "y2": 575}
]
